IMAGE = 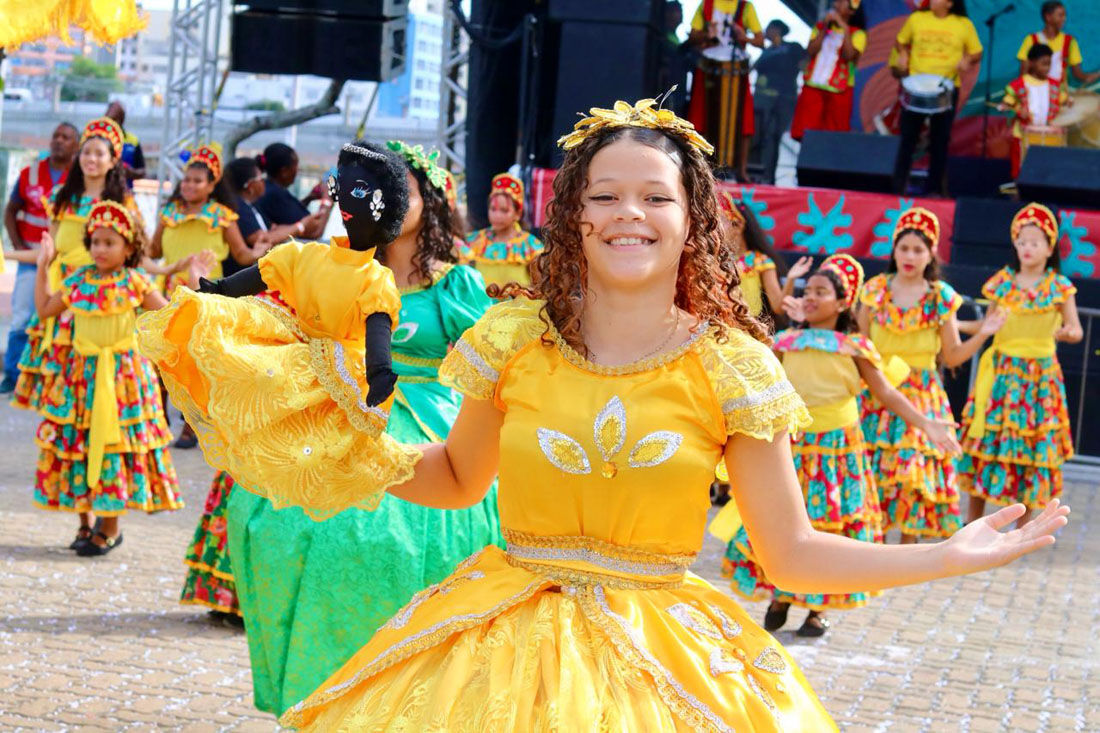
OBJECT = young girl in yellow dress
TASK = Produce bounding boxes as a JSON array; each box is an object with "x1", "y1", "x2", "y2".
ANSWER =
[
  {"x1": 959, "y1": 203, "x2": 1081, "y2": 527},
  {"x1": 32, "y1": 201, "x2": 184, "y2": 555},
  {"x1": 211, "y1": 99, "x2": 1066, "y2": 731},
  {"x1": 462, "y1": 172, "x2": 544, "y2": 287},
  {"x1": 725, "y1": 253, "x2": 960, "y2": 637},
  {"x1": 139, "y1": 139, "x2": 419, "y2": 519},
  {"x1": 859, "y1": 207, "x2": 1005, "y2": 543}
]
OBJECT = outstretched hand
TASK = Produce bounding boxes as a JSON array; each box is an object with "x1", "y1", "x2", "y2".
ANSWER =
[
  {"x1": 782, "y1": 295, "x2": 805, "y2": 323},
  {"x1": 941, "y1": 500, "x2": 1070, "y2": 577},
  {"x1": 37, "y1": 232, "x2": 56, "y2": 268}
]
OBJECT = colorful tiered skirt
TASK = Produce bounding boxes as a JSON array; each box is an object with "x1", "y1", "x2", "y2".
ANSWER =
[
  {"x1": 861, "y1": 368, "x2": 963, "y2": 537},
  {"x1": 12, "y1": 310, "x2": 75, "y2": 413},
  {"x1": 959, "y1": 353, "x2": 1073, "y2": 508},
  {"x1": 724, "y1": 423, "x2": 882, "y2": 609},
  {"x1": 181, "y1": 471, "x2": 241, "y2": 615}
]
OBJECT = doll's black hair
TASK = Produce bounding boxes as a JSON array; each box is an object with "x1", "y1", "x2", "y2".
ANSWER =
[{"x1": 335, "y1": 140, "x2": 411, "y2": 246}]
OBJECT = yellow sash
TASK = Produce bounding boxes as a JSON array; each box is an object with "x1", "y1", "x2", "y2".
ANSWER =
[
  {"x1": 806, "y1": 396, "x2": 860, "y2": 433},
  {"x1": 966, "y1": 338, "x2": 1055, "y2": 439},
  {"x1": 71, "y1": 312, "x2": 137, "y2": 489},
  {"x1": 882, "y1": 351, "x2": 936, "y2": 372}
]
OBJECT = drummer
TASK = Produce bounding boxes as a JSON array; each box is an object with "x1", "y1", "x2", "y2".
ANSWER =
[
  {"x1": 687, "y1": 0, "x2": 765, "y2": 181},
  {"x1": 891, "y1": 0, "x2": 983, "y2": 196},
  {"x1": 789, "y1": 0, "x2": 867, "y2": 141},
  {"x1": 1016, "y1": 1, "x2": 1100, "y2": 90},
  {"x1": 1001, "y1": 43, "x2": 1071, "y2": 179}
]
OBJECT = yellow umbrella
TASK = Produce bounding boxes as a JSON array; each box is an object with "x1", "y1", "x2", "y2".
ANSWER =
[{"x1": 0, "y1": 0, "x2": 146, "y2": 48}]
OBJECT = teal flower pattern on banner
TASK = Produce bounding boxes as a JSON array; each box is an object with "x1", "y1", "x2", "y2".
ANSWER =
[
  {"x1": 738, "y1": 187, "x2": 775, "y2": 244},
  {"x1": 1058, "y1": 211, "x2": 1096, "y2": 278},
  {"x1": 793, "y1": 193, "x2": 853, "y2": 254},
  {"x1": 871, "y1": 198, "x2": 915, "y2": 257}
]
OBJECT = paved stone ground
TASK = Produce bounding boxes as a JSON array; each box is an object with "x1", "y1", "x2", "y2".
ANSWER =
[{"x1": 1, "y1": 397, "x2": 1096, "y2": 732}]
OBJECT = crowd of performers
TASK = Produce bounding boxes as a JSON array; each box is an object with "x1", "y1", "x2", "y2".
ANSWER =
[
  {"x1": 677, "y1": 0, "x2": 1098, "y2": 194},
  {"x1": 3, "y1": 91, "x2": 1077, "y2": 728}
]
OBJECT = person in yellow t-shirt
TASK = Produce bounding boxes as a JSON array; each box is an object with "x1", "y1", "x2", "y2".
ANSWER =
[
  {"x1": 1016, "y1": 1, "x2": 1100, "y2": 89},
  {"x1": 687, "y1": 0, "x2": 764, "y2": 180},
  {"x1": 892, "y1": 0, "x2": 983, "y2": 196}
]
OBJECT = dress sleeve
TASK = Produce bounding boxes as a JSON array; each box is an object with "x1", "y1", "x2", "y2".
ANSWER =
[
  {"x1": 355, "y1": 260, "x2": 402, "y2": 326},
  {"x1": 896, "y1": 14, "x2": 915, "y2": 46},
  {"x1": 963, "y1": 18, "x2": 982, "y2": 54},
  {"x1": 1068, "y1": 37, "x2": 1083, "y2": 67},
  {"x1": 754, "y1": 253, "x2": 776, "y2": 273},
  {"x1": 438, "y1": 264, "x2": 493, "y2": 344},
  {"x1": 1053, "y1": 274, "x2": 1078, "y2": 303},
  {"x1": 699, "y1": 331, "x2": 810, "y2": 441},
  {"x1": 439, "y1": 297, "x2": 545, "y2": 401},
  {"x1": 60, "y1": 267, "x2": 87, "y2": 306},
  {"x1": 934, "y1": 280, "x2": 963, "y2": 321},
  {"x1": 1016, "y1": 35, "x2": 1031, "y2": 62},
  {"x1": 852, "y1": 29, "x2": 868, "y2": 55},
  {"x1": 743, "y1": 3, "x2": 762, "y2": 35},
  {"x1": 859, "y1": 274, "x2": 887, "y2": 309},
  {"x1": 981, "y1": 268, "x2": 1012, "y2": 302},
  {"x1": 256, "y1": 240, "x2": 305, "y2": 297}
]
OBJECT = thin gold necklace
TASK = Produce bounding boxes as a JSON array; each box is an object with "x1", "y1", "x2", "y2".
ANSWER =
[{"x1": 587, "y1": 308, "x2": 681, "y2": 365}]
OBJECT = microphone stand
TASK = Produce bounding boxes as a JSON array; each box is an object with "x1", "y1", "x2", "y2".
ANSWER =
[{"x1": 982, "y1": 5, "x2": 1015, "y2": 158}]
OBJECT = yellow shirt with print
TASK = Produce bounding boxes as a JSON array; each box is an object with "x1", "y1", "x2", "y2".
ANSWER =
[
  {"x1": 691, "y1": 0, "x2": 762, "y2": 36},
  {"x1": 897, "y1": 11, "x2": 982, "y2": 84},
  {"x1": 1016, "y1": 31, "x2": 1082, "y2": 84}
]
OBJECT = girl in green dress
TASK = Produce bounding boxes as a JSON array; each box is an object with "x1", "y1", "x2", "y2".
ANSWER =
[{"x1": 225, "y1": 142, "x2": 501, "y2": 716}]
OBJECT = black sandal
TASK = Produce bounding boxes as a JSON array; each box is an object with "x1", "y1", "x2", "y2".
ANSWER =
[
  {"x1": 796, "y1": 611, "x2": 830, "y2": 638},
  {"x1": 69, "y1": 525, "x2": 94, "y2": 551},
  {"x1": 76, "y1": 531, "x2": 123, "y2": 556},
  {"x1": 763, "y1": 601, "x2": 790, "y2": 632}
]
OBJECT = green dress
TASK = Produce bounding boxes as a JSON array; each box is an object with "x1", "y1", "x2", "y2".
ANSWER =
[{"x1": 226, "y1": 264, "x2": 502, "y2": 716}]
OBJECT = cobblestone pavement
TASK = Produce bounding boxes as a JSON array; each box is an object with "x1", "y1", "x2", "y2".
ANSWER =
[{"x1": 1, "y1": 398, "x2": 1096, "y2": 732}]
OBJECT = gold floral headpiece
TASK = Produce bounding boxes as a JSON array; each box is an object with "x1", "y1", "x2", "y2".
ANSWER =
[{"x1": 557, "y1": 94, "x2": 714, "y2": 156}]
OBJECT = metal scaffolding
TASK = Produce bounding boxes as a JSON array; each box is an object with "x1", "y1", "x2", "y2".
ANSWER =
[
  {"x1": 436, "y1": 5, "x2": 469, "y2": 173},
  {"x1": 156, "y1": 0, "x2": 225, "y2": 205}
]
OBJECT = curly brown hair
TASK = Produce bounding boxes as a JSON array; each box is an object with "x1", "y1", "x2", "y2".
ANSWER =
[
  {"x1": 493, "y1": 126, "x2": 767, "y2": 352},
  {"x1": 381, "y1": 166, "x2": 458, "y2": 286}
]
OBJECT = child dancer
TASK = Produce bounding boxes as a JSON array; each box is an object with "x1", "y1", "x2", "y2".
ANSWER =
[
  {"x1": 139, "y1": 138, "x2": 417, "y2": 517},
  {"x1": 180, "y1": 470, "x2": 242, "y2": 625},
  {"x1": 1000, "y1": 44, "x2": 1071, "y2": 179},
  {"x1": 960, "y1": 203, "x2": 1081, "y2": 526},
  {"x1": 859, "y1": 207, "x2": 1005, "y2": 543},
  {"x1": 462, "y1": 172, "x2": 544, "y2": 287},
  {"x1": 726, "y1": 254, "x2": 959, "y2": 636},
  {"x1": 790, "y1": 0, "x2": 867, "y2": 140},
  {"x1": 32, "y1": 201, "x2": 183, "y2": 555}
]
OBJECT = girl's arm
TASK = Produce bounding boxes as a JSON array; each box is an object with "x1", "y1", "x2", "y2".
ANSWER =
[
  {"x1": 940, "y1": 308, "x2": 1006, "y2": 368},
  {"x1": 782, "y1": 256, "x2": 813, "y2": 298},
  {"x1": 4, "y1": 248, "x2": 39, "y2": 264},
  {"x1": 385, "y1": 397, "x2": 503, "y2": 509},
  {"x1": 760, "y1": 269, "x2": 785, "y2": 317},
  {"x1": 141, "y1": 289, "x2": 169, "y2": 311},
  {"x1": 34, "y1": 235, "x2": 65, "y2": 318},
  {"x1": 855, "y1": 356, "x2": 960, "y2": 454},
  {"x1": 148, "y1": 220, "x2": 165, "y2": 259},
  {"x1": 726, "y1": 432, "x2": 1069, "y2": 596},
  {"x1": 856, "y1": 305, "x2": 871, "y2": 337},
  {"x1": 225, "y1": 222, "x2": 270, "y2": 265},
  {"x1": 1055, "y1": 295, "x2": 1083, "y2": 343},
  {"x1": 956, "y1": 318, "x2": 982, "y2": 336}
]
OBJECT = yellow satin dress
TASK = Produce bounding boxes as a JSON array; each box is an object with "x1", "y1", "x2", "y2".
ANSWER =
[
  {"x1": 279, "y1": 298, "x2": 837, "y2": 732},
  {"x1": 138, "y1": 238, "x2": 420, "y2": 519},
  {"x1": 158, "y1": 200, "x2": 237, "y2": 291}
]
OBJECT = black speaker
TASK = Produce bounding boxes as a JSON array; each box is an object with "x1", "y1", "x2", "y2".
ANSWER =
[
  {"x1": 549, "y1": 0, "x2": 663, "y2": 25},
  {"x1": 230, "y1": 12, "x2": 406, "y2": 81},
  {"x1": 950, "y1": 198, "x2": 1029, "y2": 266},
  {"x1": 796, "y1": 131, "x2": 899, "y2": 193},
  {"x1": 1018, "y1": 146, "x2": 1100, "y2": 208},
  {"x1": 238, "y1": 0, "x2": 407, "y2": 17},
  {"x1": 947, "y1": 155, "x2": 1013, "y2": 199},
  {"x1": 544, "y1": 9, "x2": 662, "y2": 167}
]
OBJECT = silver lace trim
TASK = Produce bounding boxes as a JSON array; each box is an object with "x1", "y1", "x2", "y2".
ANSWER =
[{"x1": 506, "y1": 542, "x2": 692, "y2": 578}]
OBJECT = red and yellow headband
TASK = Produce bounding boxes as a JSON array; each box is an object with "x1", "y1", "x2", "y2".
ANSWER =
[
  {"x1": 81, "y1": 117, "x2": 124, "y2": 158},
  {"x1": 893, "y1": 206, "x2": 940, "y2": 245},
  {"x1": 819, "y1": 253, "x2": 864, "y2": 310},
  {"x1": 1011, "y1": 203, "x2": 1058, "y2": 246},
  {"x1": 86, "y1": 200, "x2": 136, "y2": 243},
  {"x1": 490, "y1": 173, "x2": 524, "y2": 212},
  {"x1": 185, "y1": 142, "x2": 224, "y2": 182},
  {"x1": 717, "y1": 191, "x2": 745, "y2": 225}
]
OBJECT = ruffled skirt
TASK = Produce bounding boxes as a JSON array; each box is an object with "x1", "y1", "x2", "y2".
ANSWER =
[
  {"x1": 12, "y1": 310, "x2": 75, "y2": 414},
  {"x1": 33, "y1": 348, "x2": 181, "y2": 515},
  {"x1": 958, "y1": 354, "x2": 1072, "y2": 509},
  {"x1": 860, "y1": 368, "x2": 962, "y2": 537},
  {"x1": 181, "y1": 471, "x2": 240, "y2": 615},
  {"x1": 724, "y1": 424, "x2": 881, "y2": 609},
  {"x1": 280, "y1": 546, "x2": 836, "y2": 732},
  {"x1": 137, "y1": 288, "x2": 420, "y2": 520}
]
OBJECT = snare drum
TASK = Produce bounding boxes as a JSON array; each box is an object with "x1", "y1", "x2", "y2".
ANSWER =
[
  {"x1": 899, "y1": 74, "x2": 955, "y2": 115},
  {"x1": 1023, "y1": 124, "x2": 1067, "y2": 151}
]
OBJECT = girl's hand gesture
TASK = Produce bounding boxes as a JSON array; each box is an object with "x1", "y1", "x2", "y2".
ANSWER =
[
  {"x1": 37, "y1": 233, "x2": 56, "y2": 268},
  {"x1": 920, "y1": 417, "x2": 961, "y2": 455},
  {"x1": 781, "y1": 295, "x2": 805, "y2": 323},
  {"x1": 787, "y1": 256, "x2": 813, "y2": 282},
  {"x1": 979, "y1": 306, "x2": 1007, "y2": 337},
  {"x1": 940, "y1": 500, "x2": 1070, "y2": 576}
]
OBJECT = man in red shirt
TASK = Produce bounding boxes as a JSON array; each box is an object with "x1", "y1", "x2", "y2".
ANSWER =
[{"x1": 2, "y1": 122, "x2": 79, "y2": 393}]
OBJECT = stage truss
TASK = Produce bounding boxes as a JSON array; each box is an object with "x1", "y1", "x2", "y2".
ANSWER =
[{"x1": 436, "y1": 5, "x2": 468, "y2": 174}]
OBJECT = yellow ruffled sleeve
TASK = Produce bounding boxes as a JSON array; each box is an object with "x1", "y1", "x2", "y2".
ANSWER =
[
  {"x1": 439, "y1": 297, "x2": 546, "y2": 402},
  {"x1": 698, "y1": 330, "x2": 810, "y2": 441},
  {"x1": 257, "y1": 240, "x2": 303, "y2": 300},
  {"x1": 356, "y1": 261, "x2": 402, "y2": 327}
]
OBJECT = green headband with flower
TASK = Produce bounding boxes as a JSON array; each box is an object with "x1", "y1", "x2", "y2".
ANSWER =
[{"x1": 386, "y1": 140, "x2": 448, "y2": 193}]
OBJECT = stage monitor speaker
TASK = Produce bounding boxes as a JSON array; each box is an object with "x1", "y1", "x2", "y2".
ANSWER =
[
  {"x1": 544, "y1": 11, "x2": 662, "y2": 167},
  {"x1": 230, "y1": 12, "x2": 406, "y2": 81},
  {"x1": 947, "y1": 155, "x2": 1012, "y2": 199},
  {"x1": 796, "y1": 131, "x2": 898, "y2": 193},
  {"x1": 1017, "y1": 146, "x2": 1100, "y2": 208},
  {"x1": 239, "y1": 0, "x2": 407, "y2": 18},
  {"x1": 548, "y1": 0, "x2": 662, "y2": 25},
  {"x1": 950, "y1": 198, "x2": 1029, "y2": 265}
]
